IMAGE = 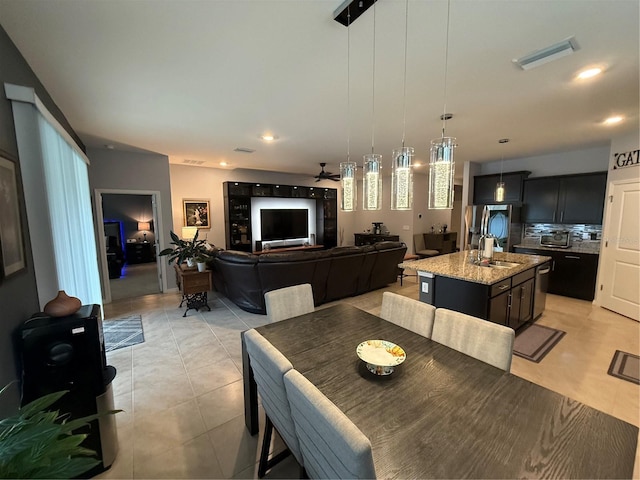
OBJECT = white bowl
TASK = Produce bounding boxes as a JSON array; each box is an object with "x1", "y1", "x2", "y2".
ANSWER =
[{"x1": 356, "y1": 340, "x2": 406, "y2": 376}]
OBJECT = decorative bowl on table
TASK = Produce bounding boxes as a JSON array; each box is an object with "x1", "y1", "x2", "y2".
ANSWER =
[{"x1": 356, "y1": 340, "x2": 406, "y2": 376}]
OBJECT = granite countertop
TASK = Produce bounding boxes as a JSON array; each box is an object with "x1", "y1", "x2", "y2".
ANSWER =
[
  {"x1": 513, "y1": 242, "x2": 601, "y2": 255},
  {"x1": 400, "y1": 251, "x2": 552, "y2": 285}
]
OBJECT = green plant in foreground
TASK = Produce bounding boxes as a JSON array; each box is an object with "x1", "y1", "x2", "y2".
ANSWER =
[{"x1": 0, "y1": 384, "x2": 121, "y2": 479}]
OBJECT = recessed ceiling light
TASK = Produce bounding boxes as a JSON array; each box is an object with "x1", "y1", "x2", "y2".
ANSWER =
[
  {"x1": 260, "y1": 134, "x2": 278, "y2": 141},
  {"x1": 603, "y1": 116, "x2": 623, "y2": 125},
  {"x1": 577, "y1": 67, "x2": 603, "y2": 80},
  {"x1": 413, "y1": 162, "x2": 422, "y2": 168},
  {"x1": 220, "y1": 161, "x2": 228, "y2": 166}
]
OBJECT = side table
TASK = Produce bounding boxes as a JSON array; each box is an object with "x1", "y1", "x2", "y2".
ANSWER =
[{"x1": 174, "y1": 265, "x2": 213, "y2": 317}]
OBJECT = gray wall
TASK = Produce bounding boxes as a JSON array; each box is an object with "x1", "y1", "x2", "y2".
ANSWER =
[
  {"x1": 87, "y1": 148, "x2": 176, "y2": 289},
  {"x1": 0, "y1": 25, "x2": 82, "y2": 416}
]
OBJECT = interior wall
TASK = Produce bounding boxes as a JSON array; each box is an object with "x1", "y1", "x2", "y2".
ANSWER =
[
  {"x1": 0, "y1": 25, "x2": 81, "y2": 416},
  {"x1": 87, "y1": 147, "x2": 176, "y2": 289}
]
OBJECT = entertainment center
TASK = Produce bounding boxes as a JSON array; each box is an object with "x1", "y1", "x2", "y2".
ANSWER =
[{"x1": 223, "y1": 181, "x2": 338, "y2": 252}]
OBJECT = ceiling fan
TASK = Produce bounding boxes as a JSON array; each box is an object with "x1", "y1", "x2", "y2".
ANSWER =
[{"x1": 314, "y1": 163, "x2": 340, "y2": 182}]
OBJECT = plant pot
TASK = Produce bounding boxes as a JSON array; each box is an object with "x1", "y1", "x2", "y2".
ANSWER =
[
  {"x1": 186, "y1": 258, "x2": 196, "y2": 268},
  {"x1": 197, "y1": 262, "x2": 207, "y2": 272}
]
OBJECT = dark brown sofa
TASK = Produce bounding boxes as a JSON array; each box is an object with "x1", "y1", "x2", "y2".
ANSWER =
[{"x1": 208, "y1": 241, "x2": 407, "y2": 314}]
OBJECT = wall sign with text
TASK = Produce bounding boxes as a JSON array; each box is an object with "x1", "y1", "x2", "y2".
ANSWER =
[{"x1": 612, "y1": 149, "x2": 640, "y2": 169}]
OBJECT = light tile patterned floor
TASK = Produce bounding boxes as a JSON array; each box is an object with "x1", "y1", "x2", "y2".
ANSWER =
[{"x1": 97, "y1": 275, "x2": 639, "y2": 479}]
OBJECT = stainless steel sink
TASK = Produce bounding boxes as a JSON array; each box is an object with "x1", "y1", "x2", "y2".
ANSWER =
[{"x1": 488, "y1": 260, "x2": 521, "y2": 269}]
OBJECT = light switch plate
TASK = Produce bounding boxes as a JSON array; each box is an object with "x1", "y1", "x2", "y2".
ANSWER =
[{"x1": 421, "y1": 282, "x2": 429, "y2": 293}]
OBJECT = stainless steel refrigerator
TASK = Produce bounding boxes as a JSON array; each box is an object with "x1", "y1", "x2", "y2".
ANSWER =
[{"x1": 464, "y1": 204, "x2": 521, "y2": 252}]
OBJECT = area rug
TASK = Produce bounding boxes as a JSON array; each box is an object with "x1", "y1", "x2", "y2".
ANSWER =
[
  {"x1": 513, "y1": 324, "x2": 566, "y2": 363},
  {"x1": 607, "y1": 350, "x2": 640, "y2": 385},
  {"x1": 103, "y1": 315, "x2": 145, "y2": 352}
]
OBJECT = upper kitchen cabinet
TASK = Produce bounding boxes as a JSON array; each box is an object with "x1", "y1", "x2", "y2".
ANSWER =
[
  {"x1": 523, "y1": 172, "x2": 607, "y2": 224},
  {"x1": 473, "y1": 171, "x2": 531, "y2": 205}
]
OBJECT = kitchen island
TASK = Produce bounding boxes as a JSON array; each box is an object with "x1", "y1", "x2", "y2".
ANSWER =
[{"x1": 400, "y1": 251, "x2": 551, "y2": 330}]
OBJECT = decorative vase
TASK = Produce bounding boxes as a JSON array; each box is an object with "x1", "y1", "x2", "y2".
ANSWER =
[
  {"x1": 186, "y1": 258, "x2": 196, "y2": 268},
  {"x1": 43, "y1": 290, "x2": 81, "y2": 317}
]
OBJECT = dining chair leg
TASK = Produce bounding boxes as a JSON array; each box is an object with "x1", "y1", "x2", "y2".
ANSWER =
[{"x1": 258, "y1": 415, "x2": 293, "y2": 478}]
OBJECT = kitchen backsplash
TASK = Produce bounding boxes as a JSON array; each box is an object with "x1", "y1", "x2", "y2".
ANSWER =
[{"x1": 521, "y1": 224, "x2": 602, "y2": 252}]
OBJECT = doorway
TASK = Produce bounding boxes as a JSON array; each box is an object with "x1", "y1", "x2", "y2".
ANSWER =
[{"x1": 95, "y1": 190, "x2": 165, "y2": 303}]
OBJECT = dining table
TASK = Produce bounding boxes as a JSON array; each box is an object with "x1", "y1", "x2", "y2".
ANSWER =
[{"x1": 241, "y1": 303, "x2": 638, "y2": 479}]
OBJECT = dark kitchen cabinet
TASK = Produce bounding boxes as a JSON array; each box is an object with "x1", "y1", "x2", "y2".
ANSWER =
[
  {"x1": 523, "y1": 172, "x2": 607, "y2": 224},
  {"x1": 514, "y1": 247, "x2": 599, "y2": 300},
  {"x1": 431, "y1": 267, "x2": 536, "y2": 331},
  {"x1": 473, "y1": 171, "x2": 531, "y2": 205}
]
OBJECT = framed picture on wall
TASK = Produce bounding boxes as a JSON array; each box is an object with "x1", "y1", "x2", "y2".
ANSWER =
[
  {"x1": 0, "y1": 150, "x2": 26, "y2": 278},
  {"x1": 183, "y1": 199, "x2": 210, "y2": 229}
]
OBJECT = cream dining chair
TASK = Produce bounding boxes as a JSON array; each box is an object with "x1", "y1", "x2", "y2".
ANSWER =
[
  {"x1": 432, "y1": 308, "x2": 515, "y2": 372},
  {"x1": 264, "y1": 283, "x2": 314, "y2": 323},
  {"x1": 244, "y1": 329, "x2": 303, "y2": 477},
  {"x1": 283, "y1": 369, "x2": 376, "y2": 479},
  {"x1": 380, "y1": 292, "x2": 436, "y2": 338}
]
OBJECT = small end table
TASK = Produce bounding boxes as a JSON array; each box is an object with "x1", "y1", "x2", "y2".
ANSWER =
[{"x1": 174, "y1": 265, "x2": 213, "y2": 317}]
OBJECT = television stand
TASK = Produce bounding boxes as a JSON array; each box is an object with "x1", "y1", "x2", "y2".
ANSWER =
[{"x1": 253, "y1": 245, "x2": 324, "y2": 255}]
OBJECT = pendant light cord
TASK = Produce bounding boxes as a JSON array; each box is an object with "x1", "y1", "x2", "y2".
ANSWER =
[
  {"x1": 347, "y1": 6, "x2": 351, "y2": 162},
  {"x1": 371, "y1": 2, "x2": 376, "y2": 154},
  {"x1": 401, "y1": 0, "x2": 409, "y2": 148},
  {"x1": 441, "y1": 0, "x2": 451, "y2": 138}
]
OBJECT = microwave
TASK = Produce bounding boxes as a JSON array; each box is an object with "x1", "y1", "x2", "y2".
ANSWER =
[{"x1": 540, "y1": 231, "x2": 571, "y2": 248}]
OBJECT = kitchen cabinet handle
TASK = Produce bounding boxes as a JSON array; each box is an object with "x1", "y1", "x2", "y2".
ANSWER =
[
  {"x1": 560, "y1": 211, "x2": 564, "y2": 222},
  {"x1": 498, "y1": 284, "x2": 510, "y2": 290},
  {"x1": 553, "y1": 211, "x2": 556, "y2": 222},
  {"x1": 538, "y1": 267, "x2": 551, "y2": 274},
  {"x1": 565, "y1": 255, "x2": 581, "y2": 260}
]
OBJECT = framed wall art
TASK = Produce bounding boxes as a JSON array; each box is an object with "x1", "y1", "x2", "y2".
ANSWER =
[
  {"x1": 183, "y1": 199, "x2": 210, "y2": 229},
  {"x1": 0, "y1": 151, "x2": 26, "y2": 278}
]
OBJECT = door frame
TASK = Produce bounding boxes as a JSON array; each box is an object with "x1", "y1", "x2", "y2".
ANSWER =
[{"x1": 94, "y1": 188, "x2": 167, "y2": 303}]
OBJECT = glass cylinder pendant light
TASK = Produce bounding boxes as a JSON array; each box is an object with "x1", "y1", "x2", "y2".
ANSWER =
[
  {"x1": 391, "y1": 0, "x2": 413, "y2": 211},
  {"x1": 340, "y1": 162, "x2": 357, "y2": 212},
  {"x1": 494, "y1": 138, "x2": 509, "y2": 202},
  {"x1": 363, "y1": 2, "x2": 382, "y2": 211},
  {"x1": 428, "y1": 138, "x2": 455, "y2": 209},
  {"x1": 340, "y1": 7, "x2": 356, "y2": 212},
  {"x1": 363, "y1": 154, "x2": 382, "y2": 210},
  {"x1": 391, "y1": 147, "x2": 413, "y2": 210}
]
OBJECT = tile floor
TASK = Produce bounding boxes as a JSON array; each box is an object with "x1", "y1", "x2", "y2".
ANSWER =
[{"x1": 97, "y1": 274, "x2": 639, "y2": 479}]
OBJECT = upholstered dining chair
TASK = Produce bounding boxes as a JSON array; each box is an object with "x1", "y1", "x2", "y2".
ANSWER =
[
  {"x1": 264, "y1": 283, "x2": 314, "y2": 323},
  {"x1": 413, "y1": 233, "x2": 439, "y2": 258},
  {"x1": 283, "y1": 369, "x2": 377, "y2": 479},
  {"x1": 380, "y1": 292, "x2": 436, "y2": 338},
  {"x1": 244, "y1": 329, "x2": 303, "y2": 477},
  {"x1": 432, "y1": 308, "x2": 515, "y2": 372}
]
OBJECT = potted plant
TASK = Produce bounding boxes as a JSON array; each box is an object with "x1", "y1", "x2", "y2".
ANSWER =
[
  {"x1": 0, "y1": 384, "x2": 121, "y2": 479},
  {"x1": 159, "y1": 230, "x2": 210, "y2": 268}
]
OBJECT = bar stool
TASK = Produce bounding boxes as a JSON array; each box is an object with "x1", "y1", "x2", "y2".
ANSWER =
[{"x1": 398, "y1": 253, "x2": 420, "y2": 286}]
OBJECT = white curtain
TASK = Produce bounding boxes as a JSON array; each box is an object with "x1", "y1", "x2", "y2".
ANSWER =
[{"x1": 37, "y1": 114, "x2": 102, "y2": 307}]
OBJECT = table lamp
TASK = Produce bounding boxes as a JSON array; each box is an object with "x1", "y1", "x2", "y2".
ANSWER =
[
  {"x1": 182, "y1": 226, "x2": 198, "y2": 240},
  {"x1": 138, "y1": 221, "x2": 151, "y2": 242}
]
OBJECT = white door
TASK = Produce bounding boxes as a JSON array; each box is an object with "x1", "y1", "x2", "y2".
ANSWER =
[{"x1": 600, "y1": 180, "x2": 640, "y2": 321}]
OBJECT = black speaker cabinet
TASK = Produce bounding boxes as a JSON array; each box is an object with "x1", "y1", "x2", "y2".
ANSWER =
[{"x1": 20, "y1": 304, "x2": 118, "y2": 475}]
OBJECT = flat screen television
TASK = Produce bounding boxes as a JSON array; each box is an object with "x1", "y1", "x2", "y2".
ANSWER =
[{"x1": 260, "y1": 209, "x2": 309, "y2": 241}]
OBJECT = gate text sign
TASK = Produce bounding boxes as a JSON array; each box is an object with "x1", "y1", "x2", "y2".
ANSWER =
[{"x1": 613, "y1": 149, "x2": 640, "y2": 169}]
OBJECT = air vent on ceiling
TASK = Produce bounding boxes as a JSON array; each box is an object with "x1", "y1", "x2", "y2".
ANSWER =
[
  {"x1": 513, "y1": 37, "x2": 580, "y2": 70},
  {"x1": 183, "y1": 159, "x2": 206, "y2": 165},
  {"x1": 234, "y1": 147, "x2": 256, "y2": 153}
]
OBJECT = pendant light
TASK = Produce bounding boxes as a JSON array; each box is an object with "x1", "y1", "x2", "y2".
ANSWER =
[
  {"x1": 391, "y1": 0, "x2": 413, "y2": 211},
  {"x1": 428, "y1": 0, "x2": 455, "y2": 210},
  {"x1": 340, "y1": 6, "x2": 357, "y2": 212},
  {"x1": 363, "y1": 1, "x2": 382, "y2": 211},
  {"x1": 495, "y1": 138, "x2": 509, "y2": 202}
]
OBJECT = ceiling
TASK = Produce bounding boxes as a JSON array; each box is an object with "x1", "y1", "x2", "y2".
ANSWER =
[{"x1": 1, "y1": 0, "x2": 638, "y2": 181}]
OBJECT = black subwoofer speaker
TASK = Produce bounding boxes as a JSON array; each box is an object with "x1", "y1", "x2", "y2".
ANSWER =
[{"x1": 20, "y1": 304, "x2": 118, "y2": 476}]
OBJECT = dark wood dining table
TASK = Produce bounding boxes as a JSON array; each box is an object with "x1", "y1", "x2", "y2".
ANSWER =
[{"x1": 241, "y1": 303, "x2": 638, "y2": 479}]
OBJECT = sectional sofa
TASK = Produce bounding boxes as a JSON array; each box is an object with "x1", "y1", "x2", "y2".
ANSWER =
[{"x1": 208, "y1": 241, "x2": 407, "y2": 314}]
